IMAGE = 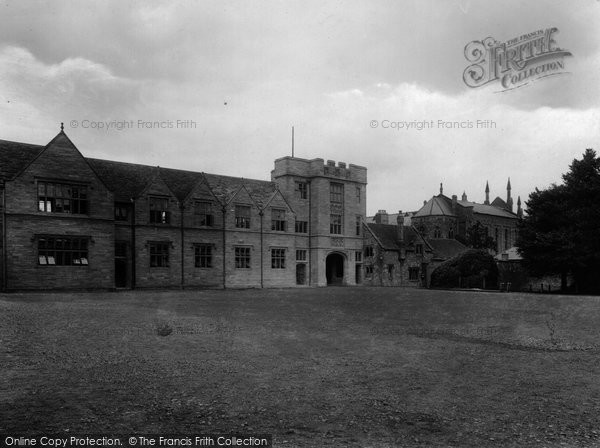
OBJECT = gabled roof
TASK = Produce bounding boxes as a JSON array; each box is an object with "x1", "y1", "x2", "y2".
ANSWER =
[
  {"x1": 366, "y1": 223, "x2": 433, "y2": 252},
  {"x1": 457, "y1": 200, "x2": 516, "y2": 219},
  {"x1": 366, "y1": 223, "x2": 401, "y2": 250},
  {"x1": 0, "y1": 139, "x2": 44, "y2": 180},
  {"x1": 426, "y1": 238, "x2": 467, "y2": 260},
  {"x1": 202, "y1": 173, "x2": 277, "y2": 208},
  {"x1": 491, "y1": 196, "x2": 507, "y2": 208},
  {"x1": 86, "y1": 158, "x2": 157, "y2": 201},
  {"x1": 414, "y1": 195, "x2": 454, "y2": 217},
  {"x1": 0, "y1": 136, "x2": 280, "y2": 207},
  {"x1": 158, "y1": 167, "x2": 205, "y2": 201}
]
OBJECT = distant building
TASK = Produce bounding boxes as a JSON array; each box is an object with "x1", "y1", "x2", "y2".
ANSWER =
[
  {"x1": 411, "y1": 181, "x2": 522, "y2": 253},
  {"x1": 0, "y1": 129, "x2": 367, "y2": 290},
  {"x1": 362, "y1": 214, "x2": 466, "y2": 287}
]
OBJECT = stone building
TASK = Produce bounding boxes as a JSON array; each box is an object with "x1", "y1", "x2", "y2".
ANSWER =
[
  {"x1": 0, "y1": 129, "x2": 366, "y2": 290},
  {"x1": 411, "y1": 181, "x2": 522, "y2": 253},
  {"x1": 362, "y1": 214, "x2": 466, "y2": 287}
]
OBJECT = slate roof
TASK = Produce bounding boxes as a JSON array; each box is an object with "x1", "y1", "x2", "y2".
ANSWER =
[
  {"x1": 203, "y1": 173, "x2": 277, "y2": 208},
  {"x1": 413, "y1": 191, "x2": 518, "y2": 220},
  {"x1": 366, "y1": 223, "x2": 435, "y2": 254},
  {"x1": 367, "y1": 223, "x2": 402, "y2": 250},
  {"x1": 0, "y1": 139, "x2": 44, "y2": 180},
  {"x1": 413, "y1": 195, "x2": 454, "y2": 217},
  {"x1": 457, "y1": 200, "x2": 516, "y2": 219},
  {"x1": 86, "y1": 158, "x2": 158, "y2": 201},
  {"x1": 0, "y1": 137, "x2": 281, "y2": 209},
  {"x1": 426, "y1": 238, "x2": 467, "y2": 260},
  {"x1": 491, "y1": 196, "x2": 507, "y2": 208}
]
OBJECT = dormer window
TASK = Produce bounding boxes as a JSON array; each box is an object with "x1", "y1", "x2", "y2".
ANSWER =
[
  {"x1": 195, "y1": 201, "x2": 214, "y2": 227},
  {"x1": 271, "y1": 208, "x2": 286, "y2": 231},
  {"x1": 149, "y1": 197, "x2": 170, "y2": 224},
  {"x1": 235, "y1": 205, "x2": 251, "y2": 229}
]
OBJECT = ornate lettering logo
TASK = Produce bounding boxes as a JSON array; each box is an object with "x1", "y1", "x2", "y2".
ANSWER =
[{"x1": 463, "y1": 28, "x2": 572, "y2": 91}]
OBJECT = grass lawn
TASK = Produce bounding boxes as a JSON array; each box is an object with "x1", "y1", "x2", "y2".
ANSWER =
[{"x1": 2, "y1": 287, "x2": 600, "y2": 447}]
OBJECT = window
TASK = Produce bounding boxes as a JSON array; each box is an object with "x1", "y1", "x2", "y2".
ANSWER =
[
  {"x1": 356, "y1": 186, "x2": 361, "y2": 203},
  {"x1": 449, "y1": 227, "x2": 454, "y2": 239},
  {"x1": 149, "y1": 197, "x2": 170, "y2": 224},
  {"x1": 330, "y1": 214, "x2": 342, "y2": 234},
  {"x1": 271, "y1": 248, "x2": 286, "y2": 269},
  {"x1": 504, "y1": 228, "x2": 509, "y2": 250},
  {"x1": 356, "y1": 215, "x2": 362, "y2": 236},
  {"x1": 296, "y1": 249, "x2": 307, "y2": 261},
  {"x1": 235, "y1": 247, "x2": 251, "y2": 268},
  {"x1": 415, "y1": 244, "x2": 423, "y2": 255},
  {"x1": 409, "y1": 267, "x2": 420, "y2": 281},
  {"x1": 194, "y1": 244, "x2": 212, "y2": 268},
  {"x1": 365, "y1": 246, "x2": 374, "y2": 257},
  {"x1": 355, "y1": 251, "x2": 362, "y2": 262},
  {"x1": 235, "y1": 205, "x2": 251, "y2": 229},
  {"x1": 330, "y1": 183, "x2": 344, "y2": 204},
  {"x1": 365, "y1": 265, "x2": 373, "y2": 277},
  {"x1": 434, "y1": 227, "x2": 441, "y2": 238},
  {"x1": 271, "y1": 208, "x2": 286, "y2": 231},
  {"x1": 495, "y1": 228, "x2": 499, "y2": 251},
  {"x1": 37, "y1": 181, "x2": 88, "y2": 214},
  {"x1": 195, "y1": 201, "x2": 214, "y2": 227},
  {"x1": 295, "y1": 220, "x2": 308, "y2": 233},
  {"x1": 114, "y1": 203, "x2": 129, "y2": 221},
  {"x1": 295, "y1": 182, "x2": 307, "y2": 199},
  {"x1": 387, "y1": 264, "x2": 394, "y2": 280},
  {"x1": 149, "y1": 242, "x2": 169, "y2": 267},
  {"x1": 38, "y1": 236, "x2": 88, "y2": 266}
]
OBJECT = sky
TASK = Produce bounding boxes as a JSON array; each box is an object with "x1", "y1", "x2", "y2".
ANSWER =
[{"x1": 0, "y1": 0, "x2": 599, "y2": 215}]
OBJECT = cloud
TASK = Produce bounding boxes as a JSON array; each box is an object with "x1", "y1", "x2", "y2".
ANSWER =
[
  {"x1": 0, "y1": 1, "x2": 599, "y2": 216},
  {"x1": 0, "y1": 45, "x2": 141, "y2": 139}
]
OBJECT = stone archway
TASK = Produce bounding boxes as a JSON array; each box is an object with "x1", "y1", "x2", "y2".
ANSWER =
[{"x1": 326, "y1": 252, "x2": 345, "y2": 285}]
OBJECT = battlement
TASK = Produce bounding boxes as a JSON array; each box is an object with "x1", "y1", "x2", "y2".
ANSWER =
[{"x1": 271, "y1": 156, "x2": 367, "y2": 184}]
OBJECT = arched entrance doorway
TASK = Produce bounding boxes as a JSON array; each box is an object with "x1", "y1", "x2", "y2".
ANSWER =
[{"x1": 326, "y1": 253, "x2": 345, "y2": 285}]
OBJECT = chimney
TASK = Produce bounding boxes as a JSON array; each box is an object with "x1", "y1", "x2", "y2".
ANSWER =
[
  {"x1": 374, "y1": 209, "x2": 389, "y2": 224},
  {"x1": 397, "y1": 211, "x2": 405, "y2": 261},
  {"x1": 397, "y1": 210, "x2": 404, "y2": 243},
  {"x1": 452, "y1": 194, "x2": 457, "y2": 215}
]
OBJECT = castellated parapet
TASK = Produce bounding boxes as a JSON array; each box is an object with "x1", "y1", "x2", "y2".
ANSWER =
[{"x1": 271, "y1": 156, "x2": 367, "y2": 184}]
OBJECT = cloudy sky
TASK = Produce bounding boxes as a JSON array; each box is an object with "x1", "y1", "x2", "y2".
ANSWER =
[{"x1": 1, "y1": 0, "x2": 599, "y2": 215}]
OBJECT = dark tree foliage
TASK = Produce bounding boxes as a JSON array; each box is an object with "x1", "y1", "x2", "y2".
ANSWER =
[
  {"x1": 430, "y1": 249, "x2": 498, "y2": 290},
  {"x1": 458, "y1": 221, "x2": 497, "y2": 250},
  {"x1": 517, "y1": 149, "x2": 600, "y2": 293}
]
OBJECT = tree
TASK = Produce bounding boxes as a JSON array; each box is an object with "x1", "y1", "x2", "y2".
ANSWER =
[
  {"x1": 517, "y1": 149, "x2": 600, "y2": 293},
  {"x1": 457, "y1": 221, "x2": 496, "y2": 251},
  {"x1": 430, "y1": 249, "x2": 498, "y2": 289}
]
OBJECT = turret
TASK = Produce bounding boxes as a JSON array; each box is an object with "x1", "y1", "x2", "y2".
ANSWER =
[
  {"x1": 484, "y1": 181, "x2": 490, "y2": 205},
  {"x1": 517, "y1": 196, "x2": 523, "y2": 218},
  {"x1": 506, "y1": 177, "x2": 513, "y2": 212},
  {"x1": 461, "y1": 191, "x2": 467, "y2": 201}
]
